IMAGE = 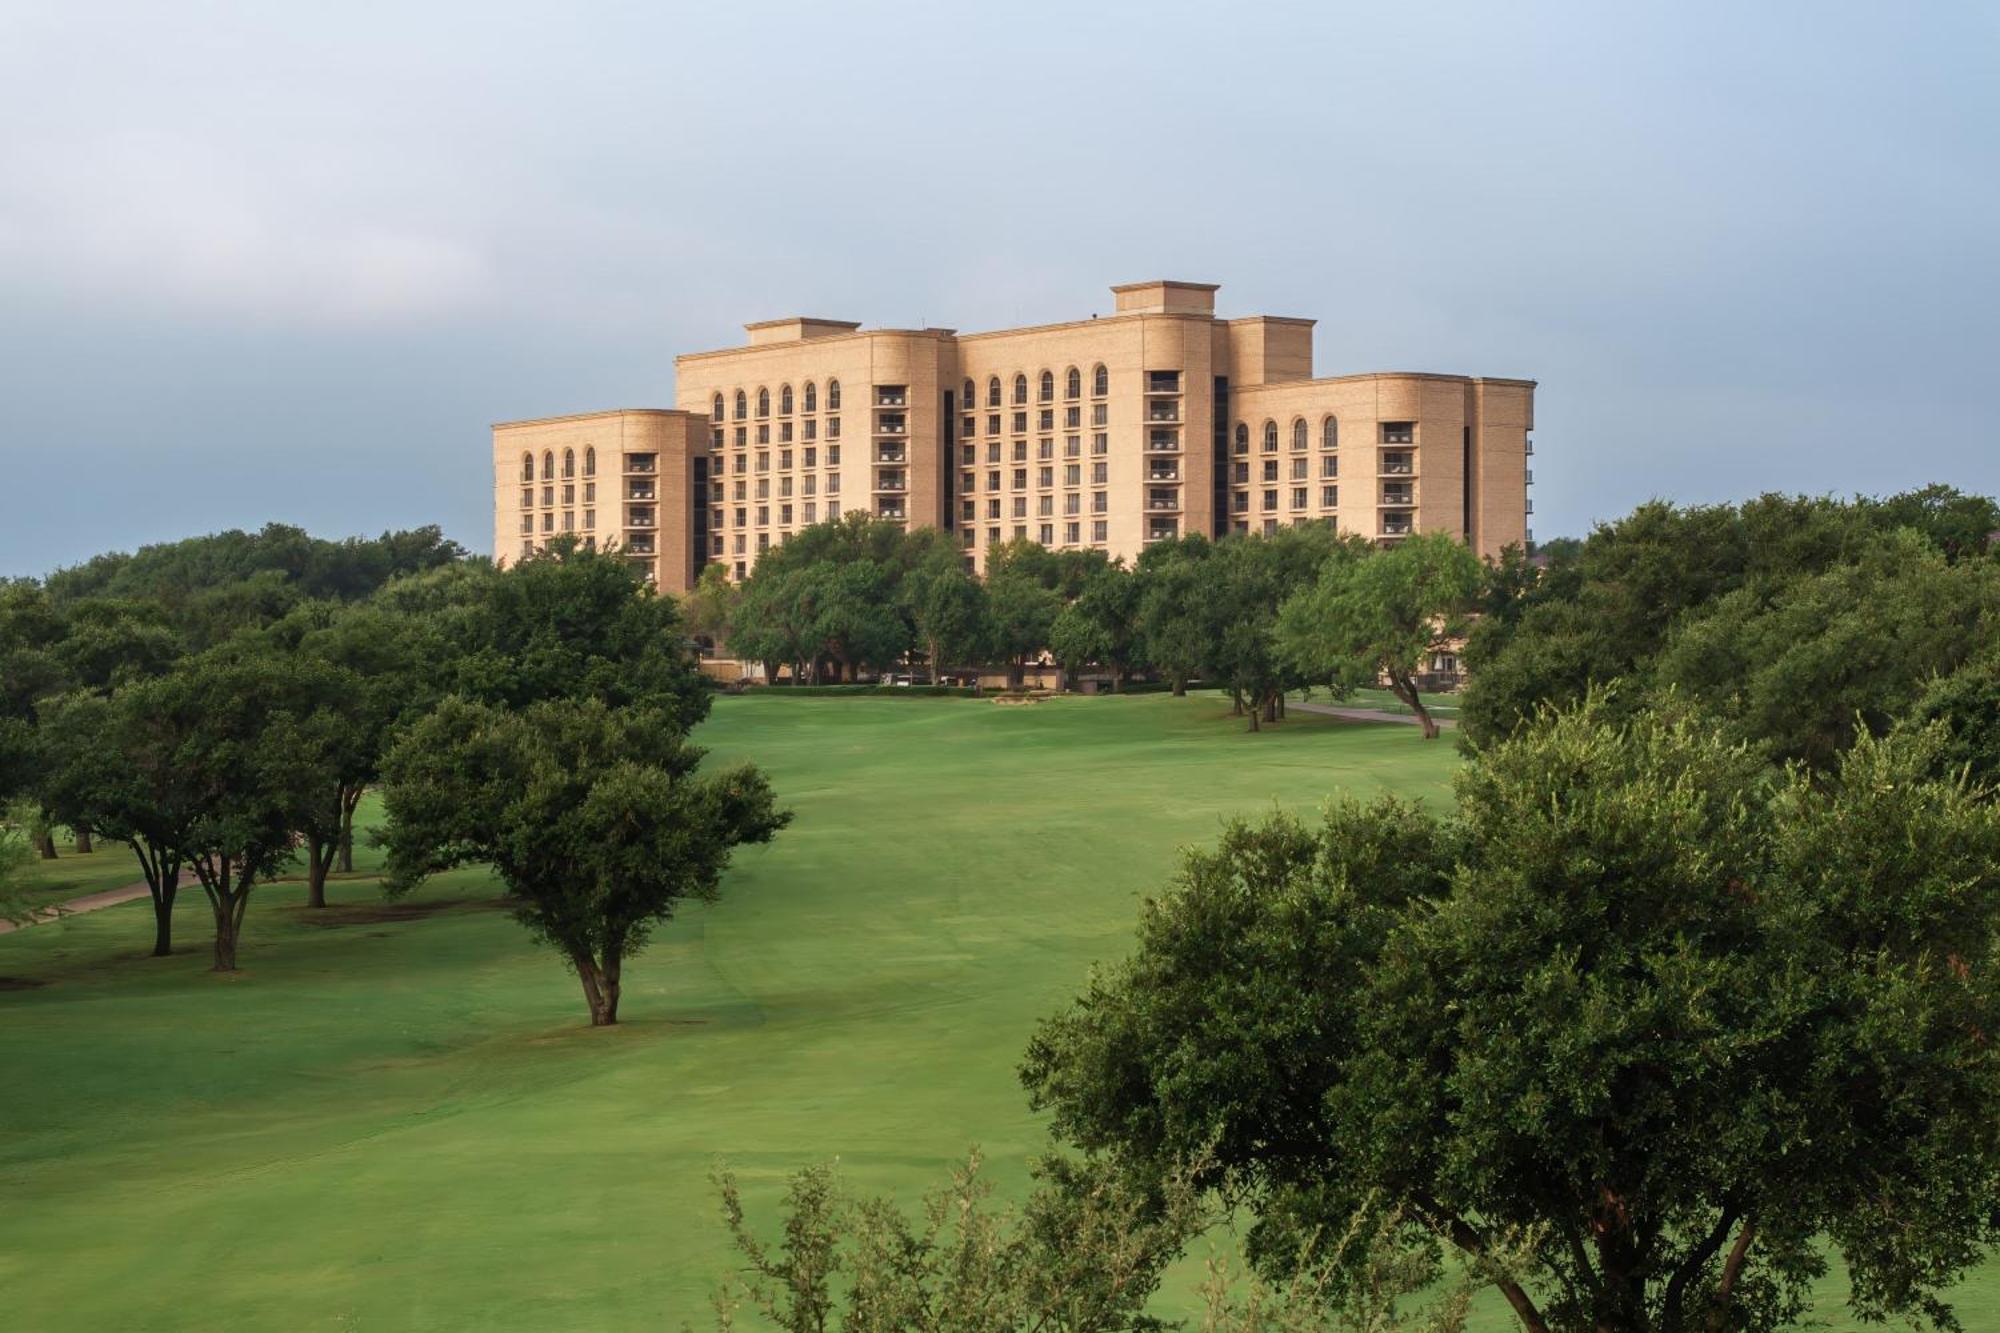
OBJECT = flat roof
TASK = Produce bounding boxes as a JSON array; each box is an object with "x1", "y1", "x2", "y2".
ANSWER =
[{"x1": 491, "y1": 408, "x2": 688, "y2": 429}]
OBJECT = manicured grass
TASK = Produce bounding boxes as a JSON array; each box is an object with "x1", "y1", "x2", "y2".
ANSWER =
[
  {"x1": 0, "y1": 694, "x2": 1993, "y2": 1330},
  {"x1": 10, "y1": 834, "x2": 146, "y2": 908}
]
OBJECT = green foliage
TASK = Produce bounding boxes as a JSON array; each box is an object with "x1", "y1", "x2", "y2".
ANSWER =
[
  {"x1": 444, "y1": 540, "x2": 711, "y2": 731},
  {"x1": 1652, "y1": 528, "x2": 2000, "y2": 769},
  {"x1": 378, "y1": 697, "x2": 789, "y2": 1025},
  {"x1": 1911, "y1": 649, "x2": 2000, "y2": 791},
  {"x1": 1026, "y1": 693, "x2": 2000, "y2": 1332},
  {"x1": 1461, "y1": 487, "x2": 2000, "y2": 750},
  {"x1": 1276, "y1": 531, "x2": 1480, "y2": 738}
]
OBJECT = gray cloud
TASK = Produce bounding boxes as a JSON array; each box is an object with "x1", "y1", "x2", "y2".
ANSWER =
[{"x1": 2, "y1": 0, "x2": 1995, "y2": 574}]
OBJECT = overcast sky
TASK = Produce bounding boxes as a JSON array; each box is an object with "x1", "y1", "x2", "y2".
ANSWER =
[{"x1": 2, "y1": 1, "x2": 1994, "y2": 576}]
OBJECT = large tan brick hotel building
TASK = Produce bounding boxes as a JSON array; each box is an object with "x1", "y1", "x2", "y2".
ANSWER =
[{"x1": 493, "y1": 280, "x2": 1536, "y2": 594}]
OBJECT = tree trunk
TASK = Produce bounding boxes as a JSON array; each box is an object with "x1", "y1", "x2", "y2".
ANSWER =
[
  {"x1": 74, "y1": 826, "x2": 93, "y2": 854},
  {"x1": 570, "y1": 947, "x2": 621, "y2": 1026},
  {"x1": 1231, "y1": 690, "x2": 1244, "y2": 716},
  {"x1": 211, "y1": 900, "x2": 239, "y2": 971},
  {"x1": 1171, "y1": 676, "x2": 1186, "y2": 697},
  {"x1": 1110, "y1": 666, "x2": 1123, "y2": 693},
  {"x1": 1387, "y1": 670, "x2": 1440, "y2": 740},
  {"x1": 151, "y1": 882, "x2": 176, "y2": 957},
  {"x1": 36, "y1": 830, "x2": 57, "y2": 860},
  {"x1": 337, "y1": 799, "x2": 356, "y2": 874},
  {"x1": 306, "y1": 834, "x2": 330, "y2": 909},
  {"x1": 1009, "y1": 659, "x2": 1025, "y2": 691},
  {"x1": 1262, "y1": 692, "x2": 1278, "y2": 723}
]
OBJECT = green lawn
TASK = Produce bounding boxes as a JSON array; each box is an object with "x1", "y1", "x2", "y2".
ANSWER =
[
  {"x1": 10, "y1": 833, "x2": 147, "y2": 908},
  {"x1": 0, "y1": 694, "x2": 1992, "y2": 1330}
]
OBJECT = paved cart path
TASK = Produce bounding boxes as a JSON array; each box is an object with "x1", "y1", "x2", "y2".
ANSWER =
[
  {"x1": 1288, "y1": 699, "x2": 1459, "y2": 729},
  {"x1": 0, "y1": 878, "x2": 163, "y2": 935}
]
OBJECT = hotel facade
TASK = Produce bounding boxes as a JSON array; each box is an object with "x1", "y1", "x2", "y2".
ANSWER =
[{"x1": 493, "y1": 280, "x2": 1536, "y2": 594}]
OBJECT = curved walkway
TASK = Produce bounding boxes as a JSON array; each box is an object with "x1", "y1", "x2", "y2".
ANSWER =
[
  {"x1": 1289, "y1": 699, "x2": 1458, "y2": 729},
  {"x1": 0, "y1": 879, "x2": 159, "y2": 935}
]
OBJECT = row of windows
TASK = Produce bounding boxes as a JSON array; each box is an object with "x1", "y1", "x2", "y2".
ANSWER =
[
  {"x1": 963, "y1": 493, "x2": 1111, "y2": 520},
  {"x1": 716, "y1": 381, "x2": 842, "y2": 422},
  {"x1": 712, "y1": 471, "x2": 840, "y2": 505},
  {"x1": 962, "y1": 435, "x2": 1108, "y2": 464},
  {"x1": 1227, "y1": 418, "x2": 1415, "y2": 454},
  {"x1": 520, "y1": 447, "x2": 598, "y2": 482},
  {"x1": 964, "y1": 521, "x2": 1112, "y2": 549},
  {"x1": 716, "y1": 416, "x2": 842, "y2": 449},
  {"x1": 718, "y1": 445, "x2": 842, "y2": 474},
  {"x1": 963, "y1": 464, "x2": 1111, "y2": 491},
  {"x1": 1229, "y1": 487, "x2": 1343, "y2": 513},
  {"x1": 711, "y1": 503, "x2": 846, "y2": 550},
  {"x1": 521, "y1": 509, "x2": 597, "y2": 533},
  {"x1": 964, "y1": 365, "x2": 1111, "y2": 410}
]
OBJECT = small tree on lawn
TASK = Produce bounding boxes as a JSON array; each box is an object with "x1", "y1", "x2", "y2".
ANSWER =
[
  {"x1": 1275, "y1": 531, "x2": 1481, "y2": 738},
  {"x1": 377, "y1": 698, "x2": 789, "y2": 1026}
]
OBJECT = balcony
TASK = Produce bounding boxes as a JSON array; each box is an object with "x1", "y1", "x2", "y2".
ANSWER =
[
  {"x1": 1145, "y1": 372, "x2": 1182, "y2": 394},
  {"x1": 1525, "y1": 469, "x2": 1534, "y2": 485},
  {"x1": 626, "y1": 508, "x2": 657, "y2": 528},
  {"x1": 627, "y1": 483, "x2": 655, "y2": 500},
  {"x1": 1146, "y1": 521, "x2": 1181, "y2": 542},
  {"x1": 875, "y1": 387, "x2": 908, "y2": 407},
  {"x1": 1381, "y1": 485, "x2": 1415, "y2": 506},
  {"x1": 1380, "y1": 451, "x2": 1414, "y2": 475},
  {"x1": 1146, "y1": 404, "x2": 1181, "y2": 423},
  {"x1": 877, "y1": 445, "x2": 907, "y2": 463},
  {"x1": 1380, "y1": 513, "x2": 1414, "y2": 537},
  {"x1": 1147, "y1": 465, "x2": 1180, "y2": 481},
  {"x1": 625, "y1": 538, "x2": 656, "y2": 556},
  {"x1": 1526, "y1": 439, "x2": 1535, "y2": 456},
  {"x1": 1146, "y1": 496, "x2": 1182, "y2": 512},
  {"x1": 625, "y1": 454, "x2": 657, "y2": 473},
  {"x1": 1146, "y1": 431, "x2": 1179, "y2": 452},
  {"x1": 876, "y1": 475, "x2": 908, "y2": 493},
  {"x1": 875, "y1": 414, "x2": 907, "y2": 435},
  {"x1": 876, "y1": 501, "x2": 908, "y2": 520}
]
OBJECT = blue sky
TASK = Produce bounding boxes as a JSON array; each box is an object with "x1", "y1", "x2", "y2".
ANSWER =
[{"x1": 2, "y1": 1, "x2": 1994, "y2": 575}]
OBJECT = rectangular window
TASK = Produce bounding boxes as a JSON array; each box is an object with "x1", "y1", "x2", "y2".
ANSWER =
[
  {"x1": 1012, "y1": 440, "x2": 1027, "y2": 462},
  {"x1": 757, "y1": 505, "x2": 769, "y2": 525},
  {"x1": 987, "y1": 414, "x2": 1001, "y2": 436},
  {"x1": 987, "y1": 499, "x2": 1001, "y2": 519},
  {"x1": 804, "y1": 475, "x2": 816, "y2": 495},
  {"x1": 1064, "y1": 493, "x2": 1080, "y2": 515},
  {"x1": 1263, "y1": 489, "x2": 1278, "y2": 511},
  {"x1": 828, "y1": 444, "x2": 841, "y2": 465},
  {"x1": 1092, "y1": 492, "x2": 1107, "y2": 514},
  {"x1": 1065, "y1": 436, "x2": 1080, "y2": 457},
  {"x1": 1038, "y1": 467, "x2": 1053, "y2": 488},
  {"x1": 1091, "y1": 520, "x2": 1107, "y2": 542},
  {"x1": 1322, "y1": 485, "x2": 1339, "y2": 507},
  {"x1": 1092, "y1": 433, "x2": 1107, "y2": 455},
  {"x1": 1037, "y1": 494, "x2": 1053, "y2": 516},
  {"x1": 1321, "y1": 455, "x2": 1338, "y2": 478},
  {"x1": 735, "y1": 427, "x2": 746, "y2": 446},
  {"x1": 1013, "y1": 497, "x2": 1027, "y2": 518},
  {"x1": 805, "y1": 502, "x2": 818, "y2": 523},
  {"x1": 757, "y1": 424, "x2": 769, "y2": 445},
  {"x1": 828, "y1": 417, "x2": 841, "y2": 439},
  {"x1": 1039, "y1": 523, "x2": 1054, "y2": 544},
  {"x1": 962, "y1": 499, "x2": 976, "y2": 521},
  {"x1": 1091, "y1": 462, "x2": 1107, "y2": 484},
  {"x1": 780, "y1": 422, "x2": 793, "y2": 443},
  {"x1": 1064, "y1": 464, "x2": 1080, "y2": 486},
  {"x1": 988, "y1": 470, "x2": 1001, "y2": 491},
  {"x1": 1381, "y1": 422, "x2": 1414, "y2": 444},
  {"x1": 1292, "y1": 487, "x2": 1308, "y2": 509},
  {"x1": 1092, "y1": 404, "x2": 1108, "y2": 427},
  {"x1": 583, "y1": 509, "x2": 594, "y2": 529},
  {"x1": 781, "y1": 504, "x2": 793, "y2": 525},
  {"x1": 1012, "y1": 468, "x2": 1027, "y2": 489},
  {"x1": 1263, "y1": 460, "x2": 1279, "y2": 482},
  {"x1": 1291, "y1": 458, "x2": 1308, "y2": 480},
  {"x1": 827, "y1": 473, "x2": 840, "y2": 494},
  {"x1": 1064, "y1": 521, "x2": 1079, "y2": 544},
  {"x1": 804, "y1": 419, "x2": 817, "y2": 440},
  {"x1": 1065, "y1": 406, "x2": 1080, "y2": 429},
  {"x1": 780, "y1": 449, "x2": 793, "y2": 469},
  {"x1": 1038, "y1": 409, "x2": 1053, "y2": 431}
]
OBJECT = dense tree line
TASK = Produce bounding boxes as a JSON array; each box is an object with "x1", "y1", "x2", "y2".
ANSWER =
[
  {"x1": 712, "y1": 513, "x2": 1476, "y2": 731},
  {"x1": 1461, "y1": 484, "x2": 2000, "y2": 779},
  {"x1": 1, "y1": 529, "x2": 785, "y2": 1021}
]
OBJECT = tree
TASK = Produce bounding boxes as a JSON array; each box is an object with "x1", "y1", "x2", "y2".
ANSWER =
[
  {"x1": 903, "y1": 550, "x2": 989, "y2": 684},
  {"x1": 1652, "y1": 528, "x2": 2000, "y2": 770},
  {"x1": 41, "y1": 646, "x2": 320, "y2": 966},
  {"x1": 1132, "y1": 536, "x2": 1215, "y2": 696},
  {"x1": 265, "y1": 602, "x2": 437, "y2": 905},
  {"x1": 1024, "y1": 696, "x2": 2000, "y2": 1333},
  {"x1": 984, "y1": 556, "x2": 1062, "y2": 690},
  {"x1": 1276, "y1": 531, "x2": 1480, "y2": 739},
  {"x1": 1912, "y1": 649, "x2": 2000, "y2": 793},
  {"x1": 378, "y1": 698, "x2": 789, "y2": 1025},
  {"x1": 1050, "y1": 561, "x2": 1140, "y2": 690},
  {"x1": 447, "y1": 539, "x2": 711, "y2": 730},
  {"x1": 683, "y1": 561, "x2": 740, "y2": 652}
]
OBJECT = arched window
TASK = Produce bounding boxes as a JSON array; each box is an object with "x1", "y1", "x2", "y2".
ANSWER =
[
  {"x1": 1321, "y1": 416, "x2": 1338, "y2": 449},
  {"x1": 542, "y1": 450, "x2": 555, "y2": 480},
  {"x1": 1262, "y1": 421, "x2": 1278, "y2": 452},
  {"x1": 1013, "y1": 374, "x2": 1028, "y2": 405},
  {"x1": 1233, "y1": 423, "x2": 1249, "y2": 455},
  {"x1": 1291, "y1": 419, "x2": 1308, "y2": 451},
  {"x1": 711, "y1": 393, "x2": 724, "y2": 422},
  {"x1": 1065, "y1": 367, "x2": 1081, "y2": 399},
  {"x1": 1039, "y1": 370, "x2": 1054, "y2": 402},
  {"x1": 734, "y1": 390, "x2": 747, "y2": 420},
  {"x1": 987, "y1": 376, "x2": 1001, "y2": 408},
  {"x1": 803, "y1": 381, "x2": 817, "y2": 413},
  {"x1": 584, "y1": 447, "x2": 596, "y2": 477},
  {"x1": 827, "y1": 379, "x2": 842, "y2": 410},
  {"x1": 780, "y1": 384, "x2": 793, "y2": 415},
  {"x1": 563, "y1": 448, "x2": 575, "y2": 478},
  {"x1": 520, "y1": 452, "x2": 534, "y2": 482},
  {"x1": 756, "y1": 387, "x2": 770, "y2": 418},
  {"x1": 1091, "y1": 364, "x2": 1108, "y2": 396}
]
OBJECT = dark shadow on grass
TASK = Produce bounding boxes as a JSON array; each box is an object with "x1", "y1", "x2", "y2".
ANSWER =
[{"x1": 290, "y1": 897, "x2": 514, "y2": 928}]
